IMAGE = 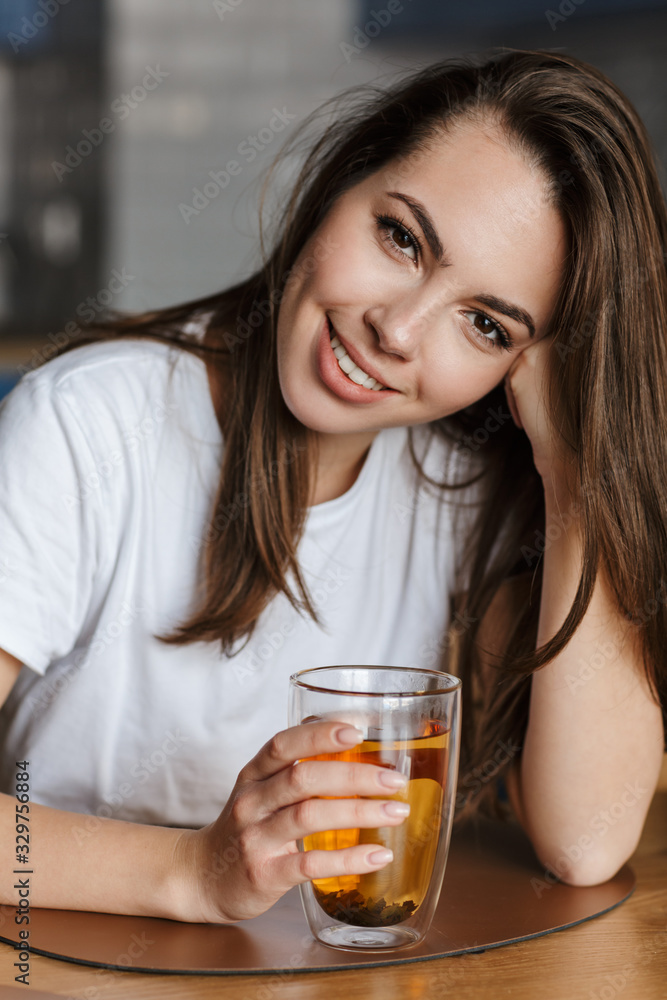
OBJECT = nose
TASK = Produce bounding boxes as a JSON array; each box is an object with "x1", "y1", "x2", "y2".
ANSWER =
[{"x1": 365, "y1": 295, "x2": 437, "y2": 360}]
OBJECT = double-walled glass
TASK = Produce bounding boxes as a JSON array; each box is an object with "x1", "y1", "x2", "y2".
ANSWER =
[{"x1": 288, "y1": 665, "x2": 461, "y2": 952}]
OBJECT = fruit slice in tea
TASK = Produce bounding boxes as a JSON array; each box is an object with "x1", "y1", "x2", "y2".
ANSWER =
[{"x1": 302, "y1": 722, "x2": 448, "y2": 926}]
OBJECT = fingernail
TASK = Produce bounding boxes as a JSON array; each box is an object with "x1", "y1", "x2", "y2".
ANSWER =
[
  {"x1": 335, "y1": 726, "x2": 364, "y2": 746},
  {"x1": 377, "y1": 769, "x2": 408, "y2": 789},
  {"x1": 382, "y1": 802, "x2": 410, "y2": 816},
  {"x1": 367, "y1": 849, "x2": 393, "y2": 866},
  {"x1": 383, "y1": 801, "x2": 410, "y2": 818}
]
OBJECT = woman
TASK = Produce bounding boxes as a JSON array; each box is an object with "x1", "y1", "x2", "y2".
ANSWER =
[{"x1": 0, "y1": 49, "x2": 664, "y2": 925}]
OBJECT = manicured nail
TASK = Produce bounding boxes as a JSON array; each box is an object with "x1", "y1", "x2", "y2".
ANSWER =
[
  {"x1": 377, "y1": 769, "x2": 408, "y2": 789},
  {"x1": 335, "y1": 726, "x2": 364, "y2": 746},
  {"x1": 383, "y1": 801, "x2": 410, "y2": 818},
  {"x1": 367, "y1": 849, "x2": 393, "y2": 865}
]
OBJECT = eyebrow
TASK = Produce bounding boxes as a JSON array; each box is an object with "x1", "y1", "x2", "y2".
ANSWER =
[
  {"x1": 387, "y1": 191, "x2": 452, "y2": 268},
  {"x1": 386, "y1": 190, "x2": 536, "y2": 339},
  {"x1": 474, "y1": 293, "x2": 536, "y2": 339}
]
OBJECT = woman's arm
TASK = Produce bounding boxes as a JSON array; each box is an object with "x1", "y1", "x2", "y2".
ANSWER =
[
  {"x1": 0, "y1": 648, "x2": 406, "y2": 921},
  {"x1": 498, "y1": 332, "x2": 665, "y2": 886},
  {"x1": 506, "y1": 485, "x2": 664, "y2": 886},
  {"x1": 0, "y1": 647, "x2": 193, "y2": 919}
]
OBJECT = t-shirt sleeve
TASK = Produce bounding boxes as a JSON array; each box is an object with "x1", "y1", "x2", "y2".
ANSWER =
[{"x1": 0, "y1": 372, "x2": 103, "y2": 675}]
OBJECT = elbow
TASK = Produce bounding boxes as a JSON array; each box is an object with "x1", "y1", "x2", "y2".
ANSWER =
[
  {"x1": 555, "y1": 855, "x2": 626, "y2": 887},
  {"x1": 535, "y1": 838, "x2": 638, "y2": 888}
]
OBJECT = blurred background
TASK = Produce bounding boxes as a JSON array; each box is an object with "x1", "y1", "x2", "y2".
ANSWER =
[{"x1": 1, "y1": 0, "x2": 667, "y2": 397}]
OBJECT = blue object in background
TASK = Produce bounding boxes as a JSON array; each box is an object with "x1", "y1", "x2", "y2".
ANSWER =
[
  {"x1": 0, "y1": 373, "x2": 20, "y2": 402},
  {"x1": 0, "y1": 0, "x2": 54, "y2": 52}
]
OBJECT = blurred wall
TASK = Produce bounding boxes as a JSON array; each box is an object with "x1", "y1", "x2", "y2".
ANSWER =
[
  {"x1": 1, "y1": 0, "x2": 667, "y2": 386},
  {"x1": 0, "y1": 0, "x2": 106, "y2": 338}
]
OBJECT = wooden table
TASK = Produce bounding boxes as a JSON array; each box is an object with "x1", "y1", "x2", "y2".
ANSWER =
[{"x1": 1, "y1": 787, "x2": 665, "y2": 1000}]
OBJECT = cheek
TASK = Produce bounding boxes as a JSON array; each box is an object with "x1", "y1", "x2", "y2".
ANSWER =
[
  {"x1": 422, "y1": 350, "x2": 510, "y2": 415},
  {"x1": 303, "y1": 217, "x2": 387, "y2": 303}
]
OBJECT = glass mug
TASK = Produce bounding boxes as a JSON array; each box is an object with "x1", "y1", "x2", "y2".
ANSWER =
[{"x1": 288, "y1": 665, "x2": 461, "y2": 952}]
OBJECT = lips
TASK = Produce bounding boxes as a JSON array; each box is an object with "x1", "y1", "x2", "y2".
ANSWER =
[
  {"x1": 327, "y1": 318, "x2": 393, "y2": 391},
  {"x1": 316, "y1": 316, "x2": 399, "y2": 403}
]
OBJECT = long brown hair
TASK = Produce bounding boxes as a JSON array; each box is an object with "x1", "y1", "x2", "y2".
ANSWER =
[{"x1": 34, "y1": 49, "x2": 667, "y2": 819}]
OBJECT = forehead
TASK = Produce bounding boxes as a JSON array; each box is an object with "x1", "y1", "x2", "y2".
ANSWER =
[{"x1": 363, "y1": 122, "x2": 568, "y2": 336}]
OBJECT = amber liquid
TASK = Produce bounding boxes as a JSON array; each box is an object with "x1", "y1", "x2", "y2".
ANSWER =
[{"x1": 302, "y1": 722, "x2": 449, "y2": 927}]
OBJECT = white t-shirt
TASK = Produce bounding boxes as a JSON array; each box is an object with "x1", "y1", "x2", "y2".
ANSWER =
[{"x1": 0, "y1": 337, "x2": 478, "y2": 828}]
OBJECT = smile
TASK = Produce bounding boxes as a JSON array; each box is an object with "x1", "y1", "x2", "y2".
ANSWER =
[{"x1": 328, "y1": 320, "x2": 388, "y2": 390}]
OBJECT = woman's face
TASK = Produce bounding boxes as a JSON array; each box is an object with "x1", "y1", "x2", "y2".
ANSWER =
[{"x1": 276, "y1": 121, "x2": 567, "y2": 437}]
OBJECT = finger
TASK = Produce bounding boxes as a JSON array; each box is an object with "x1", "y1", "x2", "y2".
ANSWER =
[
  {"x1": 264, "y1": 794, "x2": 411, "y2": 848},
  {"x1": 279, "y1": 844, "x2": 395, "y2": 889},
  {"x1": 244, "y1": 759, "x2": 409, "y2": 822},
  {"x1": 239, "y1": 720, "x2": 364, "y2": 784}
]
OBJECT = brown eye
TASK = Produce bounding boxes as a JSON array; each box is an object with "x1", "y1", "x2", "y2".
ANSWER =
[
  {"x1": 462, "y1": 311, "x2": 512, "y2": 352},
  {"x1": 393, "y1": 229, "x2": 413, "y2": 250},
  {"x1": 376, "y1": 215, "x2": 420, "y2": 262},
  {"x1": 473, "y1": 314, "x2": 496, "y2": 336},
  {"x1": 386, "y1": 223, "x2": 418, "y2": 260}
]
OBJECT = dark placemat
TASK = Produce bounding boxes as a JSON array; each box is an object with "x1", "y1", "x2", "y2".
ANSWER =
[{"x1": 0, "y1": 816, "x2": 634, "y2": 974}]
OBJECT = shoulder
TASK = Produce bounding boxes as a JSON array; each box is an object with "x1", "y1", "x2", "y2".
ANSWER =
[
  {"x1": 14, "y1": 338, "x2": 210, "y2": 430},
  {"x1": 19, "y1": 337, "x2": 192, "y2": 396},
  {"x1": 1, "y1": 339, "x2": 217, "y2": 481}
]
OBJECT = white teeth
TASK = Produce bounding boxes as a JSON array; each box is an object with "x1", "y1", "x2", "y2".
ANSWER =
[{"x1": 329, "y1": 330, "x2": 386, "y2": 390}]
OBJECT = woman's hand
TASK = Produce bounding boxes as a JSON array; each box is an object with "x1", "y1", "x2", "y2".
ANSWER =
[
  {"x1": 503, "y1": 337, "x2": 576, "y2": 498},
  {"x1": 173, "y1": 721, "x2": 409, "y2": 923}
]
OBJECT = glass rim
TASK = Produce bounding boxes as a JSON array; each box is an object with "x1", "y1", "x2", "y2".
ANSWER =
[{"x1": 289, "y1": 664, "x2": 462, "y2": 697}]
